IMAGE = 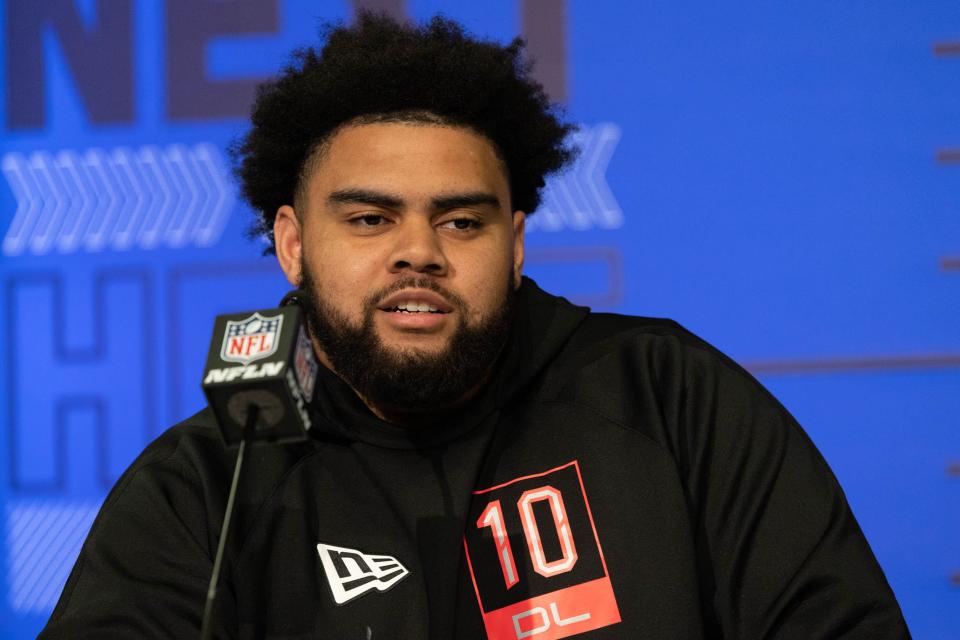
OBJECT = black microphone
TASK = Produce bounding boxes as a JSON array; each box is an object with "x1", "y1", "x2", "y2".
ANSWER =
[
  {"x1": 198, "y1": 291, "x2": 317, "y2": 639},
  {"x1": 201, "y1": 290, "x2": 318, "y2": 447}
]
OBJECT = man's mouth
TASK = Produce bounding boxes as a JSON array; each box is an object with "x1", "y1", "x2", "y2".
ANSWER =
[
  {"x1": 378, "y1": 289, "x2": 455, "y2": 316},
  {"x1": 386, "y1": 302, "x2": 446, "y2": 314}
]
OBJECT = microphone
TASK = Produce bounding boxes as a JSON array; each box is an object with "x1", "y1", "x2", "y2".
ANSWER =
[
  {"x1": 198, "y1": 291, "x2": 318, "y2": 639},
  {"x1": 201, "y1": 290, "x2": 318, "y2": 447}
]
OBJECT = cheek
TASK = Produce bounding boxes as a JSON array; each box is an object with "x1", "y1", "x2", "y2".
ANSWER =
[
  {"x1": 305, "y1": 249, "x2": 371, "y2": 313},
  {"x1": 460, "y1": 251, "x2": 513, "y2": 318}
]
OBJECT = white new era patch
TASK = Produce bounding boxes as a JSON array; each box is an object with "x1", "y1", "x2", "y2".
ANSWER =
[{"x1": 317, "y1": 543, "x2": 410, "y2": 605}]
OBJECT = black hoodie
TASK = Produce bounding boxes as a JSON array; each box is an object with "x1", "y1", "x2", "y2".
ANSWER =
[{"x1": 40, "y1": 278, "x2": 910, "y2": 639}]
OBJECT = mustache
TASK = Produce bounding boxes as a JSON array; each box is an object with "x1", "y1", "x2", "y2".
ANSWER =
[{"x1": 364, "y1": 277, "x2": 467, "y2": 312}]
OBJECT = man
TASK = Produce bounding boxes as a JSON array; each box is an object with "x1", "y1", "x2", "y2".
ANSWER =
[{"x1": 41, "y1": 14, "x2": 909, "y2": 639}]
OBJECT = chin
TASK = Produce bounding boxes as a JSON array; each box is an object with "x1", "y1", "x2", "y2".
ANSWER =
[{"x1": 381, "y1": 335, "x2": 452, "y2": 356}]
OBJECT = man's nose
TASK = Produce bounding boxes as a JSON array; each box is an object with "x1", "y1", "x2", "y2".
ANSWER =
[{"x1": 387, "y1": 217, "x2": 448, "y2": 276}]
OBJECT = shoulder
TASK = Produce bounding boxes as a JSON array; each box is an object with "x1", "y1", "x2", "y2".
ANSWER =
[
  {"x1": 129, "y1": 407, "x2": 226, "y2": 473},
  {"x1": 518, "y1": 278, "x2": 742, "y2": 392},
  {"x1": 96, "y1": 408, "x2": 323, "y2": 545},
  {"x1": 109, "y1": 408, "x2": 236, "y2": 503},
  {"x1": 546, "y1": 309, "x2": 755, "y2": 397},
  {"x1": 98, "y1": 408, "x2": 224, "y2": 513},
  {"x1": 127, "y1": 407, "x2": 321, "y2": 477},
  {"x1": 535, "y1": 309, "x2": 801, "y2": 459}
]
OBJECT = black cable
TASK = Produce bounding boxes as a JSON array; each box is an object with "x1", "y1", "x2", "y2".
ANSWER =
[{"x1": 200, "y1": 404, "x2": 256, "y2": 640}]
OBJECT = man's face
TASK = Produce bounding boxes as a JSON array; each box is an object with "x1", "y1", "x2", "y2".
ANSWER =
[{"x1": 274, "y1": 122, "x2": 525, "y2": 416}]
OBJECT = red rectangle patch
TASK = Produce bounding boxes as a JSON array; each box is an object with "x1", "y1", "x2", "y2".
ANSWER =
[
  {"x1": 481, "y1": 577, "x2": 620, "y2": 640},
  {"x1": 463, "y1": 461, "x2": 621, "y2": 639}
]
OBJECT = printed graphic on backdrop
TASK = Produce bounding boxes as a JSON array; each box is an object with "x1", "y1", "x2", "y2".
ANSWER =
[
  {"x1": 5, "y1": 501, "x2": 100, "y2": 614},
  {"x1": 526, "y1": 124, "x2": 623, "y2": 234},
  {"x1": 1, "y1": 144, "x2": 233, "y2": 255},
  {"x1": 463, "y1": 461, "x2": 620, "y2": 639}
]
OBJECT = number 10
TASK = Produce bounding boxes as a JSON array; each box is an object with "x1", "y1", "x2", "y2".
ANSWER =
[{"x1": 476, "y1": 485, "x2": 579, "y2": 589}]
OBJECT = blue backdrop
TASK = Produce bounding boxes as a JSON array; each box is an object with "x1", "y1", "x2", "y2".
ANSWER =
[{"x1": 1, "y1": 1, "x2": 958, "y2": 637}]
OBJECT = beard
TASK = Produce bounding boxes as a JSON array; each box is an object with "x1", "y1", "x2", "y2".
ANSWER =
[{"x1": 298, "y1": 263, "x2": 516, "y2": 419}]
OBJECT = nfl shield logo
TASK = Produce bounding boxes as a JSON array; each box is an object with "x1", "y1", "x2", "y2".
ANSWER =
[{"x1": 221, "y1": 312, "x2": 284, "y2": 365}]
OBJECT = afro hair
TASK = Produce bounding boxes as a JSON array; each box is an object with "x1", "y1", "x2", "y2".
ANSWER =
[{"x1": 232, "y1": 12, "x2": 577, "y2": 252}]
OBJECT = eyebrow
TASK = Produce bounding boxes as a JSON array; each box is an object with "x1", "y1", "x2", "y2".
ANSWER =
[
  {"x1": 328, "y1": 188, "x2": 404, "y2": 209},
  {"x1": 431, "y1": 192, "x2": 501, "y2": 210},
  {"x1": 327, "y1": 188, "x2": 501, "y2": 211}
]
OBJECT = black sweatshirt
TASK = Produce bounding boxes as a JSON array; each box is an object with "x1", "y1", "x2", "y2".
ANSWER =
[{"x1": 40, "y1": 278, "x2": 910, "y2": 639}]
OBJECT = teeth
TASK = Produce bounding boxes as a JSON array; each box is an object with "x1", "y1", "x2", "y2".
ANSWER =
[{"x1": 391, "y1": 301, "x2": 440, "y2": 313}]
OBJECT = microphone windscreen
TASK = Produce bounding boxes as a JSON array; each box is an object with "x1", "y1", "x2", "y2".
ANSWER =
[{"x1": 201, "y1": 303, "x2": 318, "y2": 447}]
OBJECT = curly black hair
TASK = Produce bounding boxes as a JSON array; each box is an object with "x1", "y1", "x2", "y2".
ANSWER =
[{"x1": 232, "y1": 12, "x2": 577, "y2": 252}]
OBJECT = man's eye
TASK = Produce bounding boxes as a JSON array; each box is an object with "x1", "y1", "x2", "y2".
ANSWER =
[
  {"x1": 442, "y1": 218, "x2": 481, "y2": 231},
  {"x1": 352, "y1": 214, "x2": 386, "y2": 226}
]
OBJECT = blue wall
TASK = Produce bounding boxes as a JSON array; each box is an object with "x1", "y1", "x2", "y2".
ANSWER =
[{"x1": 1, "y1": 1, "x2": 957, "y2": 637}]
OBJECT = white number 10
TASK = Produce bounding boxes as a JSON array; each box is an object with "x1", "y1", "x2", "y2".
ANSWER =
[{"x1": 477, "y1": 485, "x2": 578, "y2": 589}]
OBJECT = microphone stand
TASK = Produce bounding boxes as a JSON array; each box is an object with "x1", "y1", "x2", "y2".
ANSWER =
[{"x1": 199, "y1": 404, "x2": 257, "y2": 640}]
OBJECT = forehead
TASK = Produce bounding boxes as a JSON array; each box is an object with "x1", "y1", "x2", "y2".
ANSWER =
[{"x1": 303, "y1": 123, "x2": 510, "y2": 200}]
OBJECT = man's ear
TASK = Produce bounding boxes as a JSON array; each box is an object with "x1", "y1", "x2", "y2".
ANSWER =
[
  {"x1": 512, "y1": 210, "x2": 526, "y2": 289},
  {"x1": 274, "y1": 205, "x2": 303, "y2": 286}
]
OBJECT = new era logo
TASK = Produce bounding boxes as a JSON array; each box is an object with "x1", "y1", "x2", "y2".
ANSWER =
[{"x1": 317, "y1": 543, "x2": 410, "y2": 605}]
